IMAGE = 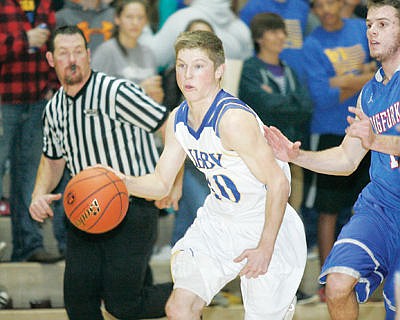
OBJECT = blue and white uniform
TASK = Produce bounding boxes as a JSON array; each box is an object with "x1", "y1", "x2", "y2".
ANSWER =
[
  {"x1": 171, "y1": 90, "x2": 307, "y2": 320},
  {"x1": 319, "y1": 67, "x2": 400, "y2": 320}
]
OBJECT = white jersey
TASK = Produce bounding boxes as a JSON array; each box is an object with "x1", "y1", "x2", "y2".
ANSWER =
[
  {"x1": 172, "y1": 90, "x2": 306, "y2": 318},
  {"x1": 174, "y1": 89, "x2": 291, "y2": 222}
]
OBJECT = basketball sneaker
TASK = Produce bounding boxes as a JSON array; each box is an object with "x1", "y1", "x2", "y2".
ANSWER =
[{"x1": 0, "y1": 286, "x2": 11, "y2": 309}]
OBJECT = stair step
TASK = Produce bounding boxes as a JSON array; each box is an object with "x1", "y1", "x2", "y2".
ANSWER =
[
  {"x1": 0, "y1": 259, "x2": 173, "y2": 309},
  {"x1": 0, "y1": 212, "x2": 385, "y2": 318}
]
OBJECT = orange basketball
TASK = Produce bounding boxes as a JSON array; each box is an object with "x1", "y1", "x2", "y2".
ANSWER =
[{"x1": 63, "y1": 167, "x2": 129, "y2": 234}]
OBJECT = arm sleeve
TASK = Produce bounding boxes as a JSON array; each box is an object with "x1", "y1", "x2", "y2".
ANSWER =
[
  {"x1": 42, "y1": 101, "x2": 64, "y2": 159},
  {"x1": 115, "y1": 81, "x2": 168, "y2": 132}
]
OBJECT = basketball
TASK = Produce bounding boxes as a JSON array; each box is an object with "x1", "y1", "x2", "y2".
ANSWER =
[{"x1": 63, "y1": 167, "x2": 129, "y2": 234}]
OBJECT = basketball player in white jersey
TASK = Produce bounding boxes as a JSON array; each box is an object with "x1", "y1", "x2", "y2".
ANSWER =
[{"x1": 103, "y1": 30, "x2": 307, "y2": 319}]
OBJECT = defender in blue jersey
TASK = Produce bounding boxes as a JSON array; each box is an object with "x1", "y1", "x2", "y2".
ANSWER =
[
  {"x1": 104, "y1": 30, "x2": 307, "y2": 319},
  {"x1": 265, "y1": 1, "x2": 400, "y2": 319}
]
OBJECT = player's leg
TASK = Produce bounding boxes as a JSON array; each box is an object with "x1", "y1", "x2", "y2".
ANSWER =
[
  {"x1": 240, "y1": 206, "x2": 306, "y2": 320},
  {"x1": 165, "y1": 288, "x2": 206, "y2": 320},
  {"x1": 319, "y1": 198, "x2": 396, "y2": 320},
  {"x1": 170, "y1": 214, "x2": 243, "y2": 319},
  {"x1": 325, "y1": 272, "x2": 359, "y2": 320}
]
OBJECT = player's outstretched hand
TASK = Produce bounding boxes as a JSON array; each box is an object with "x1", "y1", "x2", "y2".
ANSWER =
[
  {"x1": 234, "y1": 247, "x2": 271, "y2": 279},
  {"x1": 346, "y1": 106, "x2": 375, "y2": 149},
  {"x1": 264, "y1": 125, "x2": 301, "y2": 162},
  {"x1": 29, "y1": 193, "x2": 62, "y2": 223}
]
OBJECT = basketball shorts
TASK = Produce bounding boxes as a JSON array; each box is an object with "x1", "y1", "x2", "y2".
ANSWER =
[
  {"x1": 171, "y1": 204, "x2": 307, "y2": 320},
  {"x1": 319, "y1": 192, "x2": 400, "y2": 320}
]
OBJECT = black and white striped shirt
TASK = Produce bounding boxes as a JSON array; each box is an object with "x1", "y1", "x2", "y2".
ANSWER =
[{"x1": 43, "y1": 71, "x2": 168, "y2": 176}]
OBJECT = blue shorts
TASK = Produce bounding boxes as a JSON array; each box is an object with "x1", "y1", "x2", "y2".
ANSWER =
[{"x1": 318, "y1": 192, "x2": 400, "y2": 319}]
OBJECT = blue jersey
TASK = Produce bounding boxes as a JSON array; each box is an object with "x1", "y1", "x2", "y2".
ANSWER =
[
  {"x1": 359, "y1": 68, "x2": 400, "y2": 210},
  {"x1": 303, "y1": 18, "x2": 370, "y2": 135}
]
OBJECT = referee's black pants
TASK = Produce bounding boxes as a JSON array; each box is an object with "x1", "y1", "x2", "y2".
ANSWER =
[{"x1": 64, "y1": 197, "x2": 173, "y2": 320}]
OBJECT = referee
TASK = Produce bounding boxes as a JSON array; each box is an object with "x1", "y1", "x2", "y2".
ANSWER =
[{"x1": 29, "y1": 25, "x2": 175, "y2": 320}]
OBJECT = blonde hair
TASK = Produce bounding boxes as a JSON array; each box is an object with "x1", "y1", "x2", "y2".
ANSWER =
[{"x1": 174, "y1": 30, "x2": 225, "y2": 68}]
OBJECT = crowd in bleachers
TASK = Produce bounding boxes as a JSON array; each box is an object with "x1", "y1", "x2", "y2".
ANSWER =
[{"x1": 3, "y1": 1, "x2": 400, "y2": 319}]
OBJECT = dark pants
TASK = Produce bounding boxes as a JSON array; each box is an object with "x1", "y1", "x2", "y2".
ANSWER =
[{"x1": 64, "y1": 198, "x2": 173, "y2": 320}]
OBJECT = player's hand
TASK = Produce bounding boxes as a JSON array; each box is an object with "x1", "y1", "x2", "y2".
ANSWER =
[
  {"x1": 155, "y1": 185, "x2": 181, "y2": 211},
  {"x1": 346, "y1": 106, "x2": 375, "y2": 149},
  {"x1": 234, "y1": 247, "x2": 272, "y2": 279},
  {"x1": 91, "y1": 164, "x2": 126, "y2": 182},
  {"x1": 29, "y1": 193, "x2": 62, "y2": 223},
  {"x1": 264, "y1": 125, "x2": 301, "y2": 162}
]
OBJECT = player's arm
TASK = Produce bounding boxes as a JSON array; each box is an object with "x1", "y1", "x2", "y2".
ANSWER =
[
  {"x1": 123, "y1": 109, "x2": 186, "y2": 200},
  {"x1": 30, "y1": 155, "x2": 66, "y2": 222},
  {"x1": 270, "y1": 131, "x2": 367, "y2": 175},
  {"x1": 266, "y1": 101, "x2": 368, "y2": 177},
  {"x1": 220, "y1": 109, "x2": 290, "y2": 278},
  {"x1": 292, "y1": 134, "x2": 367, "y2": 176}
]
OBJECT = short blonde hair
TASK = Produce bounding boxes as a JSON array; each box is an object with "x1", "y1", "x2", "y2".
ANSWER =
[{"x1": 174, "y1": 30, "x2": 225, "y2": 68}]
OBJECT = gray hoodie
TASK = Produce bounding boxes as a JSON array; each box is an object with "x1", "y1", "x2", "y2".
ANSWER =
[{"x1": 56, "y1": 0, "x2": 115, "y2": 52}]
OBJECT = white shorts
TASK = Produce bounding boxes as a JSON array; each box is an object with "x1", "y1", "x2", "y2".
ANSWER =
[{"x1": 171, "y1": 205, "x2": 307, "y2": 320}]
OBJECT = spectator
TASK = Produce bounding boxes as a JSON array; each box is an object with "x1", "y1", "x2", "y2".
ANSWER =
[
  {"x1": 56, "y1": 0, "x2": 115, "y2": 52},
  {"x1": 91, "y1": 0, "x2": 164, "y2": 104},
  {"x1": 0, "y1": 0, "x2": 64, "y2": 263},
  {"x1": 29, "y1": 25, "x2": 175, "y2": 319},
  {"x1": 139, "y1": 0, "x2": 253, "y2": 69},
  {"x1": 303, "y1": 0, "x2": 375, "y2": 301}
]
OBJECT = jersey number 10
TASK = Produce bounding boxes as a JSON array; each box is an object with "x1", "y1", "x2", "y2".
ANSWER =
[{"x1": 207, "y1": 174, "x2": 241, "y2": 203}]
